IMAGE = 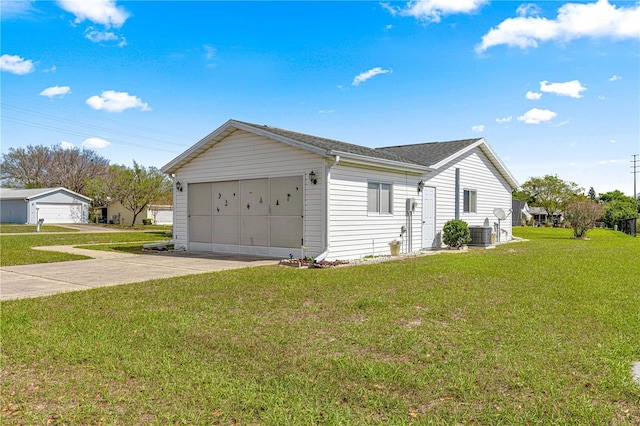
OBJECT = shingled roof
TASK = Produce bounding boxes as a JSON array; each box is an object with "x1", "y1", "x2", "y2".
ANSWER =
[
  {"x1": 376, "y1": 139, "x2": 482, "y2": 168},
  {"x1": 233, "y1": 120, "x2": 421, "y2": 165},
  {"x1": 0, "y1": 187, "x2": 91, "y2": 201},
  {"x1": 162, "y1": 119, "x2": 518, "y2": 188}
]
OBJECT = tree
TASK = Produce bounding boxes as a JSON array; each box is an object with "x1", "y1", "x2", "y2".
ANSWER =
[
  {"x1": 564, "y1": 198, "x2": 603, "y2": 239},
  {"x1": 515, "y1": 175, "x2": 582, "y2": 219},
  {"x1": 588, "y1": 187, "x2": 597, "y2": 201},
  {"x1": 1, "y1": 144, "x2": 110, "y2": 194},
  {"x1": 87, "y1": 161, "x2": 172, "y2": 226},
  {"x1": 599, "y1": 190, "x2": 639, "y2": 228}
]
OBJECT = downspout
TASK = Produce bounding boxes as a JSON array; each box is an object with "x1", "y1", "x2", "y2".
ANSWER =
[
  {"x1": 314, "y1": 155, "x2": 340, "y2": 262},
  {"x1": 455, "y1": 168, "x2": 460, "y2": 220}
]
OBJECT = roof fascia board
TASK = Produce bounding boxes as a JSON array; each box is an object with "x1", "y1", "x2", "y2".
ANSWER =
[
  {"x1": 161, "y1": 120, "x2": 331, "y2": 173},
  {"x1": 328, "y1": 150, "x2": 430, "y2": 174},
  {"x1": 429, "y1": 139, "x2": 484, "y2": 170},
  {"x1": 25, "y1": 187, "x2": 92, "y2": 202},
  {"x1": 161, "y1": 120, "x2": 236, "y2": 173}
]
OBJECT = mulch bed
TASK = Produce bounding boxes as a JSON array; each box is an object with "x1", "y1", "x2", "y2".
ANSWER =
[{"x1": 279, "y1": 259, "x2": 351, "y2": 269}]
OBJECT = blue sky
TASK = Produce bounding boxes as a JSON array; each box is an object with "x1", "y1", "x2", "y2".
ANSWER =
[{"x1": 2, "y1": 0, "x2": 639, "y2": 196}]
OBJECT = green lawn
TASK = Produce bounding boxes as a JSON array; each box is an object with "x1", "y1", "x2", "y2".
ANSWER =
[
  {"x1": 1, "y1": 228, "x2": 639, "y2": 424},
  {"x1": 0, "y1": 232, "x2": 169, "y2": 266},
  {"x1": 0, "y1": 224, "x2": 80, "y2": 234}
]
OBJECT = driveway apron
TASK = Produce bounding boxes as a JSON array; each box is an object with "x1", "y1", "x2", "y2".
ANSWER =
[{"x1": 1, "y1": 246, "x2": 279, "y2": 300}]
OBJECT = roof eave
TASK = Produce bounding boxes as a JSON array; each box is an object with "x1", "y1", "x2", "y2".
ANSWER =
[
  {"x1": 328, "y1": 150, "x2": 431, "y2": 173},
  {"x1": 161, "y1": 119, "x2": 332, "y2": 174}
]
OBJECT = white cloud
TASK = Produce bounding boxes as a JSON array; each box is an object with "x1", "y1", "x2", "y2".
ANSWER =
[
  {"x1": 516, "y1": 4, "x2": 542, "y2": 17},
  {"x1": 60, "y1": 141, "x2": 75, "y2": 150},
  {"x1": 525, "y1": 91, "x2": 542, "y2": 100},
  {"x1": 598, "y1": 95, "x2": 606, "y2": 100},
  {"x1": 609, "y1": 74, "x2": 622, "y2": 81},
  {"x1": 0, "y1": 54, "x2": 35, "y2": 75},
  {"x1": 496, "y1": 116, "x2": 512, "y2": 123},
  {"x1": 39, "y1": 85, "x2": 71, "y2": 98},
  {"x1": 84, "y1": 27, "x2": 126, "y2": 46},
  {"x1": 517, "y1": 108, "x2": 557, "y2": 124},
  {"x1": 609, "y1": 139, "x2": 616, "y2": 144},
  {"x1": 57, "y1": 0, "x2": 129, "y2": 28},
  {"x1": 318, "y1": 109, "x2": 335, "y2": 114},
  {"x1": 385, "y1": 24, "x2": 393, "y2": 30},
  {"x1": 352, "y1": 67, "x2": 392, "y2": 86},
  {"x1": 471, "y1": 125, "x2": 485, "y2": 133},
  {"x1": 204, "y1": 45, "x2": 216, "y2": 60},
  {"x1": 540, "y1": 80, "x2": 586, "y2": 98},
  {"x1": 86, "y1": 90, "x2": 151, "y2": 112},
  {"x1": 82, "y1": 137, "x2": 111, "y2": 149},
  {"x1": 385, "y1": 0, "x2": 488, "y2": 23},
  {"x1": 44, "y1": 65, "x2": 57, "y2": 73},
  {"x1": 1, "y1": 0, "x2": 37, "y2": 18},
  {"x1": 476, "y1": 0, "x2": 640, "y2": 52},
  {"x1": 599, "y1": 159, "x2": 625, "y2": 164},
  {"x1": 553, "y1": 119, "x2": 571, "y2": 127}
]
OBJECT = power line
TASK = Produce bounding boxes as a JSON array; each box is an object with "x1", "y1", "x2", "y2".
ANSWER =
[
  {"x1": 632, "y1": 154, "x2": 639, "y2": 198},
  {"x1": 2, "y1": 116, "x2": 180, "y2": 154}
]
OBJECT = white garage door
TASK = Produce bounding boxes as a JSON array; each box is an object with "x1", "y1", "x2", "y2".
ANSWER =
[
  {"x1": 147, "y1": 209, "x2": 173, "y2": 225},
  {"x1": 188, "y1": 176, "x2": 303, "y2": 256},
  {"x1": 38, "y1": 204, "x2": 83, "y2": 223}
]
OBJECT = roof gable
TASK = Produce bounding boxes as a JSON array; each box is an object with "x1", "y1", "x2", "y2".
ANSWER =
[
  {"x1": 161, "y1": 119, "x2": 518, "y2": 188},
  {"x1": 0, "y1": 187, "x2": 92, "y2": 202}
]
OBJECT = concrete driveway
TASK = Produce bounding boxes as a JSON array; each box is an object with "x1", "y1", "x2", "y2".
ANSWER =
[{"x1": 1, "y1": 246, "x2": 279, "y2": 301}]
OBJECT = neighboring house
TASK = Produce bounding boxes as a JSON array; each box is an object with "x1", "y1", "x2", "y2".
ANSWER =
[
  {"x1": 161, "y1": 119, "x2": 518, "y2": 260},
  {"x1": 0, "y1": 187, "x2": 91, "y2": 224},
  {"x1": 512, "y1": 199, "x2": 531, "y2": 226},
  {"x1": 96, "y1": 201, "x2": 173, "y2": 225},
  {"x1": 528, "y1": 206, "x2": 563, "y2": 226}
]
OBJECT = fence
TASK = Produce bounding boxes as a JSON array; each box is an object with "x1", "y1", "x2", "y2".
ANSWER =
[{"x1": 618, "y1": 218, "x2": 637, "y2": 237}]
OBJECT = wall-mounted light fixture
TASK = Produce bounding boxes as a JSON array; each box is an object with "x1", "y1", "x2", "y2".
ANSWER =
[
  {"x1": 309, "y1": 170, "x2": 317, "y2": 185},
  {"x1": 175, "y1": 181, "x2": 183, "y2": 192},
  {"x1": 417, "y1": 179, "x2": 425, "y2": 193}
]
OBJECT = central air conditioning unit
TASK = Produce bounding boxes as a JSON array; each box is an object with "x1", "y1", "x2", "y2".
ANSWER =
[{"x1": 469, "y1": 226, "x2": 492, "y2": 247}]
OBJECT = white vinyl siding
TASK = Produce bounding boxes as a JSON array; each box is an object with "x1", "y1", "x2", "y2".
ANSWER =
[
  {"x1": 328, "y1": 163, "x2": 422, "y2": 260},
  {"x1": 422, "y1": 147, "x2": 513, "y2": 246}
]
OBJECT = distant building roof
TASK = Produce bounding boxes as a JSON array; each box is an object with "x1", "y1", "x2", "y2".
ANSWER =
[{"x1": 0, "y1": 187, "x2": 92, "y2": 202}]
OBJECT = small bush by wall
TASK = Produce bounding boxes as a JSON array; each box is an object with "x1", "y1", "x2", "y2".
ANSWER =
[{"x1": 442, "y1": 219, "x2": 471, "y2": 249}]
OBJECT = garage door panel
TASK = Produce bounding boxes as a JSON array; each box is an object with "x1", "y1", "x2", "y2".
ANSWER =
[
  {"x1": 189, "y1": 216, "x2": 212, "y2": 243},
  {"x1": 240, "y1": 216, "x2": 268, "y2": 246},
  {"x1": 270, "y1": 176, "x2": 303, "y2": 216},
  {"x1": 213, "y1": 216, "x2": 239, "y2": 244},
  {"x1": 213, "y1": 181, "x2": 239, "y2": 215},
  {"x1": 188, "y1": 183, "x2": 212, "y2": 215},
  {"x1": 240, "y1": 179, "x2": 269, "y2": 216},
  {"x1": 270, "y1": 216, "x2": 303, "y2": 248}
]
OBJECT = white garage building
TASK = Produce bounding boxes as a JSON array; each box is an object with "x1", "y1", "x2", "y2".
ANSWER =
[
  {"x1": 162, "y1": 119, "x2": 518, "y2": 260},
  {"x1": 0, "y1": 187, "x2": 91, "y2": 224}
]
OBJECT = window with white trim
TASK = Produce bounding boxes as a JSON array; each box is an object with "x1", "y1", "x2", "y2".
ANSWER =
[
  {"x1": 463, "y1": 189, "x2": 477, "y2": 213},
  {"x1": 368, "y1": 182, "x2": 392, "y2": 214}
]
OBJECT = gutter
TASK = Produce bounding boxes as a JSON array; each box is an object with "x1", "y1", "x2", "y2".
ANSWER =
[{"x1": 314, "y1": 155, "x2": 340, "y2": 262}]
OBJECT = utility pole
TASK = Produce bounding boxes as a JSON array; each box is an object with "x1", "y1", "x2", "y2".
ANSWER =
[{"x1": 632, "y1": 154, "x2": 639, "y2": 199}]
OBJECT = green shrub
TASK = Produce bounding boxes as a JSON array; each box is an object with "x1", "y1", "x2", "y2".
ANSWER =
[
  {"x1": 142, "y1": 219, "x2": 152, "y2": 225},
  {"x1": 442, "y1": 219, "x2": 471, "y2": 249}
]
